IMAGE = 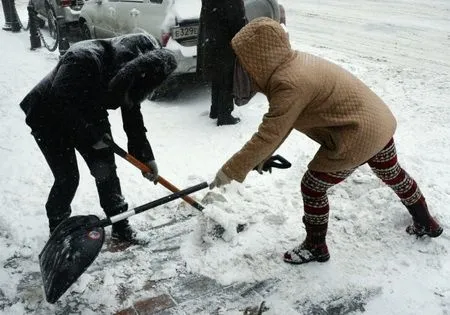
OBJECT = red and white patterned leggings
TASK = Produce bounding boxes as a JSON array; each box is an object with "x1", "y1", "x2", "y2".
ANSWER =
[{"x1": 301, "y1": 138, "x2": 424, "y2": 227}]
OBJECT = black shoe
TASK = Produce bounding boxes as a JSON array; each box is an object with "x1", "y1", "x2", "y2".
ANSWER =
[
  {"x1": 283, "y1": 242, "x2": 330, "y2": 264},
  {"x1": 49, "y1": 216, "x2": 69, "y2": 235},
  {"x1": 49, "y1": 223, "x2": 59, "y2": 235},
  {"x1": 217, "y1": 114, "x2": 240, "y2": 126},
  {"x1": 111, "y1": 220, "x2": 138, "y2": 243},
  {"x1": 209, "y1": 111, "x2": 218, "y2": 119}
]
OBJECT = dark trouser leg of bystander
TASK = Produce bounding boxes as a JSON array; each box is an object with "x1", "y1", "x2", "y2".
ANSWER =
[
  {"x1": 214, "y1": 62, "x2": 240, "y2": 126},
  {"x1": 209, "y1": 79, "x2": 219, "y2": 119}
]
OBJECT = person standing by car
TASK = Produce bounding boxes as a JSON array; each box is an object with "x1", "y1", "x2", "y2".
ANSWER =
[
  {"x1": 19, "y1": 33, "x2": 177, "y2": 243},
  {"x1": 197, "y1": 0, "x2": 246, "y2": 126},
  {"x1": 209, "y1": 17, "x2": 443, "y2": 264}
]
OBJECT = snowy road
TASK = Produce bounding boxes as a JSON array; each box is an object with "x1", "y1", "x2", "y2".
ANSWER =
[
  {"x1": 0, "y1": 0, "x2": 449, "y2": 314},
  {"x1": 289, "y1": 0, "x2": 450, "y2": 72}
]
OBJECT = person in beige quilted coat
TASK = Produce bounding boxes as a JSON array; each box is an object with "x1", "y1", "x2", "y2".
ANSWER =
[{"x1": 209, "y1": 17, "x2": 443, "y2": 264}]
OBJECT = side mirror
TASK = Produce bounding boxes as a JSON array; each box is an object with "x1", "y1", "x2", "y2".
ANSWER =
[{"x1": 149, "y1": 0, "x2": 163, "y2": 3}]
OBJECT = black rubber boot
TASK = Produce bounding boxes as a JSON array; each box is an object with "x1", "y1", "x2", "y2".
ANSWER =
[
  {"x1": 111, "y1": 219, "x2": 139, "y2": 243},
  {"x1": 48, "y1": 209, "x2": 71, "y2": 235},
  {"x1": 105, "y1": 200, "x2": 139, "y2": 243},
  {"x1": 405, "y1": 197, "x2": 443, "y2": 238},
  {"x1": 209, "y1": 106, "x2": 218, "y2": 119},
  {"x1": 217, "y1": 114, "x2": 240, "y2": 126}
]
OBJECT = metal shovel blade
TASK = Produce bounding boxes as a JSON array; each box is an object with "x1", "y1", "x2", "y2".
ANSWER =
[{"x1": 39, "y1": 215, "x2": 105, "y2": 304}]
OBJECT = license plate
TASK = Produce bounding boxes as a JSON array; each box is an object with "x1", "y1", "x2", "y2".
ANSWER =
[{"x1": 171, "y1": 25, "x2": 199, "y2": 40}]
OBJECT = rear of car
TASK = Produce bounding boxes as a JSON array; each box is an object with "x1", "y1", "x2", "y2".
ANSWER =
[
  {"x1": 80, "y1": 0, "x2": 285, "y2": 75},
  {"x1": 59, "y1": 0, "x2": 85, "y2": 24},
  {"x1": 162, "y1": 0, "x2": 286, "y2": 75},
  {"x1": 158, "y1": 0, "x2": 201, "y2": 74}
]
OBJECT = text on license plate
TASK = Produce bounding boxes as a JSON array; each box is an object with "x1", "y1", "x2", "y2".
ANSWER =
[{"x1": 172, "y1": 25, "x2": 199, "y2": 40}]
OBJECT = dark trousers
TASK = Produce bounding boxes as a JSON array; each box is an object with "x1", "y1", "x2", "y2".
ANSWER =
[
  {"x1": 33, "y1": 128, "x2": 127, "y2": 227},
  {"x1": 210, "y1": 61, "x2": 235, "y2": 118}
]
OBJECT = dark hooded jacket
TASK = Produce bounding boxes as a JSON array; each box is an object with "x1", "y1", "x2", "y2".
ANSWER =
[
  {"x1": 196, "y1": 0, "x2": 246, "y2": 81},
  {"x1": 20, "y1": 33, "x2": 177, "y2": 161}
]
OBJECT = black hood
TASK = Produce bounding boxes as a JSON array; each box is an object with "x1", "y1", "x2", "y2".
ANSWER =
[{"x1": 108, "y1": 48, "x2": 178, "y2": 108}]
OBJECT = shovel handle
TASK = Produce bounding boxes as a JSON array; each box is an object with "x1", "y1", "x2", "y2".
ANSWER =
[
  {"x1": 105, "y1": 137, "x2": 205, "y2": 211},
  {"x1": 105, "y1": 181, "x2": 208, "y2": 226}
]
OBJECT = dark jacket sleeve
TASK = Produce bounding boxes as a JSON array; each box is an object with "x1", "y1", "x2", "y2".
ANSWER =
[
  {"x1": 121, "y1": 104, "x2": 155, "y2": 162},
  {"x1": 48, "y1": 57, "x2": 103, "y2": 145}
]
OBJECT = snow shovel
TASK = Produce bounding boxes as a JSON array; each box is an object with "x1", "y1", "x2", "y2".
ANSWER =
[
  {"x1": 39, "y1": 181, "x2": 208, "y2": 304},
  {"x1": 102, "y1": 136, "x2": 248, "y2": 237}
]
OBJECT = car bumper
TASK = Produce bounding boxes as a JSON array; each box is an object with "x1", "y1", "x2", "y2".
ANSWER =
[
  {"x1": 61, "y1": 7, "x2": 82, "y2": 23},
  {"x1": 165, "y1": 37, "x2": 197, "y2": 74}
]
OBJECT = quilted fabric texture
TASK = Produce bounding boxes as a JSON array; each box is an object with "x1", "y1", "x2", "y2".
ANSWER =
[{"x1": 222, "y1": 17, "x2": 397, "y2": 182}]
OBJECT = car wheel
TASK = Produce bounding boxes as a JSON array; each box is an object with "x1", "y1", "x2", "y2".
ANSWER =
[
  {"x1": 36, "y1": 4, "x2": 59, "y2": 51},
  {"x1": 148, "y1": 78, "x2": 182, "y2": 101},
  {"x1": 46, "y1": 7, "x2": 58, "y2": 40},
  {"x1": 81, "y1": 22, "x2": 92, "y2": 40}
]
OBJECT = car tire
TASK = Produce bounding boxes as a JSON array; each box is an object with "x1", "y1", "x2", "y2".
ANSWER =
[
  {"x1": 46, "y1": 6, "x2": 58, "y2": 40},
  {"x1": 36, "y1": 3, "x2": 59, "y2": 52},
  {"x1": 80, "y1": 22, "x2": 91, "y2": 40},
  {"x1": 149, "y1": 85, "x2": 180, "y2": 101},
  {"x1": 148, "y1": 77, "x2": 182, "y2": 101}
]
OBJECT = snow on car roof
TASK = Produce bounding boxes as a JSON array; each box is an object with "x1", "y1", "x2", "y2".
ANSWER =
[{"x1": 170, "y1": 0, "x2": 202, "y2": 22}]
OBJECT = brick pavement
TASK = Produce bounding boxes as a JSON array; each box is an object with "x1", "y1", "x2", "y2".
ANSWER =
[{"x1": 104, "y1": 214, "x2": 274, "y2": 315}]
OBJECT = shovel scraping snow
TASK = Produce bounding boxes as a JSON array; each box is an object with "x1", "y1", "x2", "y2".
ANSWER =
[{"x1": 39, "y1": 182, "x2": 208, "y2": 304}]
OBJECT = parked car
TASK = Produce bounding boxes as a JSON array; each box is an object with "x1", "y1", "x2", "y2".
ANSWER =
[{"x1": 79, "y1": 0, "x2": 286, "y2": 99}]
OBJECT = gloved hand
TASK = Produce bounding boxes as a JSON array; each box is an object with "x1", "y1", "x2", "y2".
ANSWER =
[
  {"x1": 209, "y1": 169, "x2": 232, "y2": 189},
  {"x1": 142, "y1": 160, "x2": 158, "y2": 184},
  {"x1": 255, "y1": 160, "x2": 270, "y2": 174},
  {"x1": 92, "y1": 133, "x2": 111, "y2": 150},
  {"x1": 253, "y1": 155, "x2": 292, "y2": 174}
]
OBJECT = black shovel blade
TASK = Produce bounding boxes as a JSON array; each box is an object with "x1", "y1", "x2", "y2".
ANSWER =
[{"x1": 39, "y1": 215, "x2": 105, "y2": 304}]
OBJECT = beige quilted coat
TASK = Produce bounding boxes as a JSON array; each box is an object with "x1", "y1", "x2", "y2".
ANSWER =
[{"x1": 221, "y1": 17, "x2": 397, "y2": 182}]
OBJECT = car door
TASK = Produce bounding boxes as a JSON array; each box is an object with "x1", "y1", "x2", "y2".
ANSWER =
[
  {"x1": 87, "y1": 0, "x2": 119, "y2": 38},
  {"x1": 114, "y1": 0, "x2": 168, "y2": 39}
]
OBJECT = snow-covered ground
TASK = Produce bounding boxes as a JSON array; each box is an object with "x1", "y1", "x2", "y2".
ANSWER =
[{"x1": 1, "y1": 0, "x2": 449, "y2": 314}]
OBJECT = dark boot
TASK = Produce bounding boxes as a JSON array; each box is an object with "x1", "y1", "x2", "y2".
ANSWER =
[
  {"x1": 405, "y1": 198, "x2": 443, "y2": 237},
  {"x1": 111, "y1": 219, "x2": 139, "y2": 243},
  {"x1": 217, "y1": 114, "x2": 240, "y2": 126},
  {"x1": 102, "y1": 194, "x2": 139, "y2": 243},
  {"x1": 48, "y1": 209, "x2": 71, "y2": 235},
  {"x1": 209, "y1": 107, "x2": 218, "y2": 119},
  {"x1": 284, "y1": 216, "x2": 330, "y2": 264},
  {"x1": 283, "y1": 242, "x2": 329, "y2": 264}
]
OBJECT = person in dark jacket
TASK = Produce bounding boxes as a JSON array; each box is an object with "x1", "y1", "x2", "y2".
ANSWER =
[
  {"x1": 197, "y1": 0, "x2": 246, "y2": 126},
  {"x1": 20, "y1": 33, "x2": 177, "y2": 242}
]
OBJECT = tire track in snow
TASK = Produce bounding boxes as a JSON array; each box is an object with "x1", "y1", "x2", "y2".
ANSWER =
[{"x1": 284, "y1": 0, "x2": 450, "y2": 73}]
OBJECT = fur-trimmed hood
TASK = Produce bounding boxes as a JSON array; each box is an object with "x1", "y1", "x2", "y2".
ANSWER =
[
  {"x1": 108, "y1": 49, "x2": 177, "y2": 98},
  {"x1": 20, "y1": 33, "x2": 178, "y2": 130}
]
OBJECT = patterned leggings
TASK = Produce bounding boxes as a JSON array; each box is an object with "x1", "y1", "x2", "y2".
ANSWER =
[{"x1": 301, "y1": 138, "x2": 425, "y2": 242}]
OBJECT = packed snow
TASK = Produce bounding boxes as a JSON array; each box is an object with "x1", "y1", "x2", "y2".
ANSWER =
[{"x1": 0, "y1": 0, "x2": 449, "y2": 314}]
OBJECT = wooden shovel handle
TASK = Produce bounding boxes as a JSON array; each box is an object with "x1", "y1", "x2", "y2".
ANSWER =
[{"x1": 106, "y1": 137, "x2": 205, "y2": 211}]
